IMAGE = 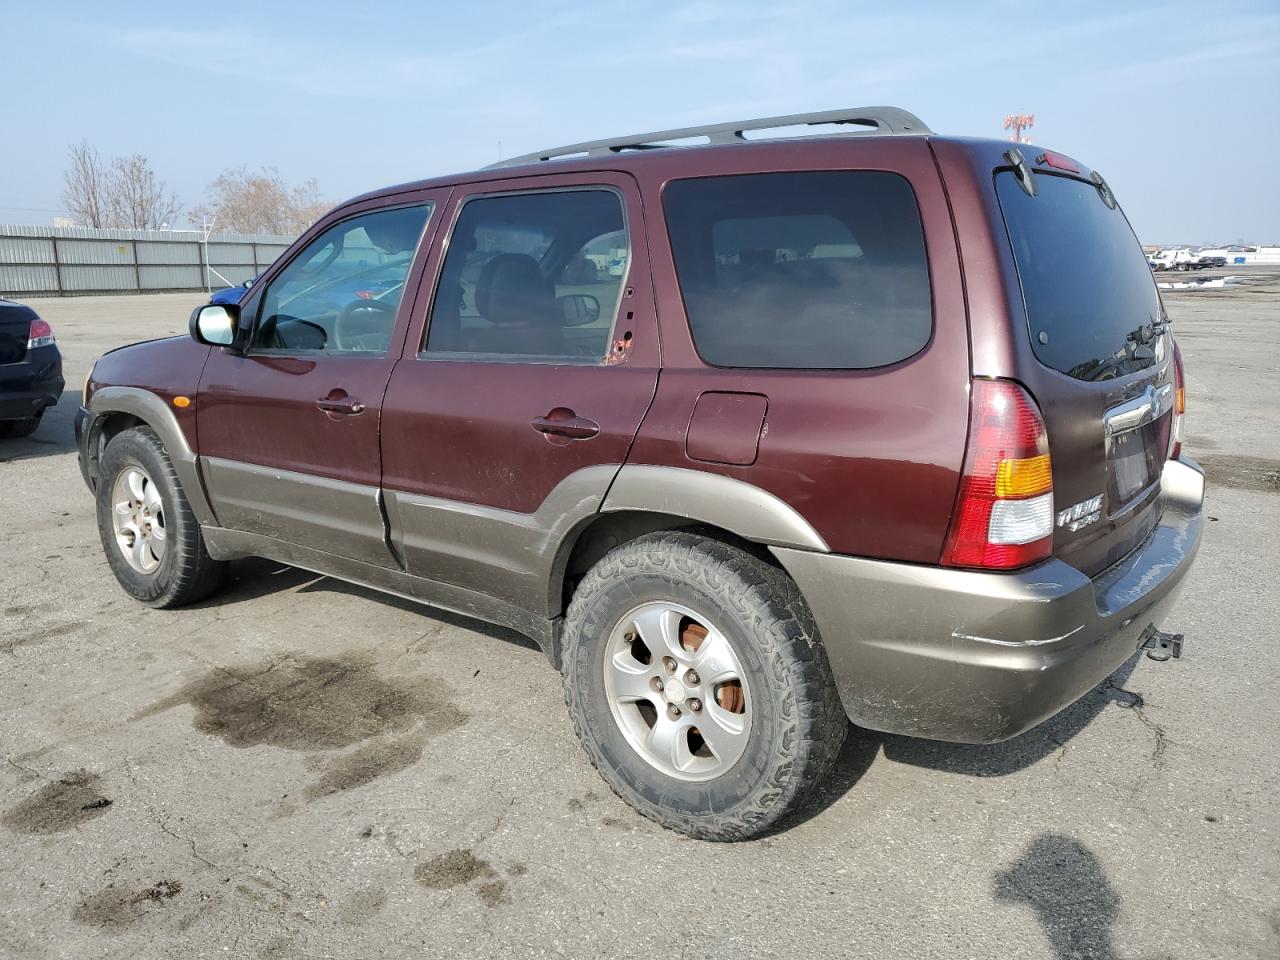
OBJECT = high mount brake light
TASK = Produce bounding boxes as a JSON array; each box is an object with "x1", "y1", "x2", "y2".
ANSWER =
[
  {"x1": 26, "y1": 318, "x2": 55, "y2": 349},
  {"x1": 1036, "y1": 151, "x2": 1081, "y2": 174},
  {"x1": 942, "y1": 380, "x2": 1054, "y2": 570},
  {"x1": 1170, "y1": 341, "x2": 1186, "y2": 460}
]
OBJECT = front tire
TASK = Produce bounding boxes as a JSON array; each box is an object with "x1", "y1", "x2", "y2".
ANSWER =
[
  {"x1": 96, "y1": 426, "x2": 227, "y2": 608},
  {"x1": 563, "y1": 531, "x2": 847, "y2": 840}
]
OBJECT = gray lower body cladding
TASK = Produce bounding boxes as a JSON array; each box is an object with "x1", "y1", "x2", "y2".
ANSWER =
[{"x1": 773, "y1": 457, "x2": 1205, "y2": 744}]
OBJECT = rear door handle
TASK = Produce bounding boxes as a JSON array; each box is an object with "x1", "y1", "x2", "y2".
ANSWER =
[
  {"x1": 316, "y1": 395, "x2": 366, "y2": 416},
  {"x1": 531, "y1": 414, "x2": 600, "y2": 440}
]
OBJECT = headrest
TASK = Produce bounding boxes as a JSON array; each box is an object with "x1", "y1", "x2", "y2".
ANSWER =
[{"x1": 476, "y1": 253, "x2": 555, "y2": 327}]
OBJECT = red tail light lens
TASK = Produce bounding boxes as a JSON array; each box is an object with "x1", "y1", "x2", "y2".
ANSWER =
[
  {"x1": 942, "y1": 379, "x2": 1054, "y2": 570},
  {"x1": 1170, "y1": 341, "x2": 1185, "y2": 460},
  {"x1": 26, "y1": 318, "x2": 55, "y2": 349}
]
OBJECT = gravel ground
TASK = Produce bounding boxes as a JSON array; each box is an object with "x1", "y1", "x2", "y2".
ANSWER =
[{"x1": 0, "y1": 286, "x2": 1277, "y2": 960}]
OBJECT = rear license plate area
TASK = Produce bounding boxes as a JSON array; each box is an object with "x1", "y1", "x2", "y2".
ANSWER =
[{"x1": 1108, "y1": 424, "x2": 1160, "y2": 507}]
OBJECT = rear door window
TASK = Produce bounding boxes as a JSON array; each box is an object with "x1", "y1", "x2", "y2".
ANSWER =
[
  {"x1": 423, "y1": 189, "x2": 629, "y2": 363},
  {"x1": 663, "y1": 171, "x2": 932, "y2": 369},
  {"x1": 996, "y1": 172, "x2": 1165, "y2": 381}
]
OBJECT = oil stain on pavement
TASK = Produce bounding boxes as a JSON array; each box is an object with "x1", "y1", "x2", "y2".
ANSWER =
[
  {"x1": 137, "y1": 653, "x2": 466, "y2": 751},
  {"x1": 2, "y1": 770, "x2": 113, "y2": 834},
  {"x1": 415, "y1": 848, "x2": 514, "y2": 907},
  {"x1": 136, "y1": 653, "x2": 467, "y2": 799},
  {"x1": 304, "y1": 729, "x2": 435, "y2": 800},
  {"x1": 72, "y1": 879, "x2": 183, "y2": 930}
]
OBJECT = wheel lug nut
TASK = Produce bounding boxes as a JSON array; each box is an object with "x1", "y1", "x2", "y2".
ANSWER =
[
  {"x1": 650, "y1": 676, "x2": 664, "y2": 693},
  {"x1": 666, "y1": 704, "x2": 681, "y2": 720},
  {"x1": 688, "y1": 698, "x2": 702, "y2": 713},
  {"x1": 686, "y1": 670, "x2": 700, "y2": 686},
  {"x1": 663, "y1": 656, "x2": 677, "y2": 673}
]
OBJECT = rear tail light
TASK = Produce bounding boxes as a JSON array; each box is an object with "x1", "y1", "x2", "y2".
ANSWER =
[
  {"x1": 1170, "y1": 341, "x2": 1185, "y2": 460},
  {"x1": 942, "y1": 379, "x2": 1054, "y2": 570},
  {"x1": 26, "y1": 318, "x2": 55, "y2": 349}
]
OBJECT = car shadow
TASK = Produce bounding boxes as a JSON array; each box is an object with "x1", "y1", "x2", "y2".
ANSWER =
[
  {"x1": 873, "y1": 653, "x2": 1142, "y2": 778},
  {"x1": 994, "y1": 832, "x2": 1122, "y2": 959},
  {"x1": 785, "y1": 654, "x2": 1146, "y2": 833},
  {"x1": 189, "y1": 556, "x2": 538, "y2": 652},
  {"x1": 0, "y1": 393, "x2": 79, "y2": 463}
]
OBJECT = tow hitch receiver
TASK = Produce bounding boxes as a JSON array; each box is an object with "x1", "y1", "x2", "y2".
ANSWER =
[{"x1": 1141, "y1": 627, "x2": 1184, "y2": 662}]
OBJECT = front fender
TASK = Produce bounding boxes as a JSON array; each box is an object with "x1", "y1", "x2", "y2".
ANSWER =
[{"x1": 86, "y1": 386, "x2": 216, "y2": 526}]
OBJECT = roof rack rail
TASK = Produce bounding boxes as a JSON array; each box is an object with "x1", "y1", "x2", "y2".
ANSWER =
[{"x1": 488, "y1": 106, "x2": 932, "y2": 169}]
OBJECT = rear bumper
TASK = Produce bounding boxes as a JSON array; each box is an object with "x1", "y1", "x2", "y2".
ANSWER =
[
  {"x1": 773, "y1": 456, "x2": 1205, "y2": 744},
  {"x1": 0, "y1": 347, "x2": 63, "y2": 421}
]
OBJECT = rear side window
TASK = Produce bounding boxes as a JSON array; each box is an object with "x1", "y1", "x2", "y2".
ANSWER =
[
  {"x1": 664, "y1": 172, "x2": 932, "y2": 369},
  {"x1": 996, "y1": 171, "x2": 1165, "y2": 381}
]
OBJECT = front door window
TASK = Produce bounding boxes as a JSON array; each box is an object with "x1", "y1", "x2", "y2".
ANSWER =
[{"x1": 254, "y1": 204, "x2": 431, "y2": 355}]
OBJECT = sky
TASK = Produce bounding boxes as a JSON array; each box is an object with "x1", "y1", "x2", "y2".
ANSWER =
[{"x1": 1, "y1": 0, "x2": 1277, "y2": 244}]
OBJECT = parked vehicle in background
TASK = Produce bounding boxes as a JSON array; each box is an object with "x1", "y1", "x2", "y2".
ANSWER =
[
  {"x1": 1149, "y1": 248, "x2": 1203, "y2": 272},
  {"x1": 0, "y1": 298, "x2": 64, "y2": 438},
  {"x1": 74, "y1": 107, "x2": 1204, "y2": 840},
  {"x1": 209, "y1": 276, "x2": 258, "y2": 306},
  {"x1": 1197, "y1": 255, "x2": 1227, "y2": 269}
]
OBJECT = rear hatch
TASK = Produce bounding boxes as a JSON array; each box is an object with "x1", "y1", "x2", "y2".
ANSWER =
[
  {"x1": 0, "y1": 300, "x2": 33, "y2": 364},
  {"x1": 995, "y1": 165, "x2": 1174, "y2": 577}
]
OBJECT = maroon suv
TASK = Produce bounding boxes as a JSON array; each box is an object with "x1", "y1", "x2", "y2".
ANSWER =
[{"x1": 75, "y1": 107, "x2": 1204, "y2": 840}]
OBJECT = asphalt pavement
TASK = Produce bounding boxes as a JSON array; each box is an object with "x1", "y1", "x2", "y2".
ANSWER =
[{"x1": 1, "y1": 285, "x2": 1277, "y2": 959}]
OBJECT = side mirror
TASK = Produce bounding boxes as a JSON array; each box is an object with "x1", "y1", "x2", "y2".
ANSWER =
[
  {"x1": 559, "y1": 293, "x2": 601, "y2": 327},
  {"x1": 190, "y1": 303, "x2": 238, "y2": 347}
]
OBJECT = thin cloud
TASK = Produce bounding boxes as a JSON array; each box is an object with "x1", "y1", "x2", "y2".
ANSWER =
[{"x1": 102, "y1": 26, "x2": 510, "y2": 99}]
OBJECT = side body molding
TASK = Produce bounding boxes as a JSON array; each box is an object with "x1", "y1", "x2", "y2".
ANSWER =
[
  {"x1": 601, "y1": 465, "x2": 830, "y2": 552},
  {"x1": 87, "y1": 386, "x2": 216, "y2": 526}
]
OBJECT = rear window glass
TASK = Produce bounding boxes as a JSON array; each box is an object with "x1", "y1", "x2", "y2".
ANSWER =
[
  {"x1": 996, "y1": 171, "x2": 1165, "y2": 381},
  {"x1": 664, "y1": 172, "x2": 932, "y2": 369}
]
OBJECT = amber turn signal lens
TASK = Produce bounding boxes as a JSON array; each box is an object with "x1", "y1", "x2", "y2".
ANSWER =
[
  {"x1": 172, "y1": 396, "x2": 192, "y2": 408},
  {"x1": 994, "y1": 453, "x2": 1052, "y2": 498}
]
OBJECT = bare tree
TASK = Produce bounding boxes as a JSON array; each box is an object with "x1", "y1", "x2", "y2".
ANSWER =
[
  {"x1": 61, "y1": 141, "x2": 109, "y2": 228},
  {"x1": 103, "y1": 154, "x2": 182, "y2": 230},
  {"x1": 191, "y1": 167, "x2": 332, "y2": 235}
]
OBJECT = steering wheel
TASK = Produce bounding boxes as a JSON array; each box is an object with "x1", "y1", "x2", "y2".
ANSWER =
[
  {"x1": 256, "y1": 313, "x2": 329, "y2": 351},
  {"x1": 334, "y1": 300, "x2": 395, "y2": 352}
]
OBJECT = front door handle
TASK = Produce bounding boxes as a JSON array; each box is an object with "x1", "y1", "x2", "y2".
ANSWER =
[
  {"x1": 531, "y1": 412, "x2": 600, "y2": 440},
  {"x1": 316, "y1": 394, "x2": 366, "y2": 416}
]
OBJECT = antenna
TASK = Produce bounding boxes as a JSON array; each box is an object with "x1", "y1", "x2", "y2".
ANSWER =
[{"x1": 1004, "y1": 113, "x2": 1035, "y2": 144}]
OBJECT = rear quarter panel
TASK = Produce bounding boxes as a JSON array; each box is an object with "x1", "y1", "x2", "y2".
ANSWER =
[{"x1": 628, "y1": 138, "x2": 971, "y2": 563}]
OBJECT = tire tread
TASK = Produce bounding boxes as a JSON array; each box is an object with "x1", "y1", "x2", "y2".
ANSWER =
[{"x1": 563, "y1": 531, "x2": 847, "y2": 841}]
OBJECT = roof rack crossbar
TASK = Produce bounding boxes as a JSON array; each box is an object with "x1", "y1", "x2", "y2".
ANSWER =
[{"x1": 488, "y1": 106, "x2": 931, "y2": 169}]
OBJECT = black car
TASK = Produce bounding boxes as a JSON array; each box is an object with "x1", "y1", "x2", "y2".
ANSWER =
[
  {"x1": 1197, "y1": 255, "x2": 1227, "y2": 269},
  {"x1": 0, "y1": 298, "x2": 64, "y2": 438}
]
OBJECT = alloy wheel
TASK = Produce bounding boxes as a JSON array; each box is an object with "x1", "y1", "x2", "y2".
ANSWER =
[
  {"x1": 602, "y1": 601, "x2": 752, "y2": 782},
  {"x1": 111, "y1": 465, "x2": 167, "y2": 574}
]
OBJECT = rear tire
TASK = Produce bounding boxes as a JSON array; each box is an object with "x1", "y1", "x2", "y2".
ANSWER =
[
  {"x1": 96, "y1": 426, "x2": 227, "y2": 608},
  {"x1": 563, "y1": 531, "x2": 847, "y2": 840},
  {"x1": 0, "y1": 415, "x2": 41, "y2": 439}
]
